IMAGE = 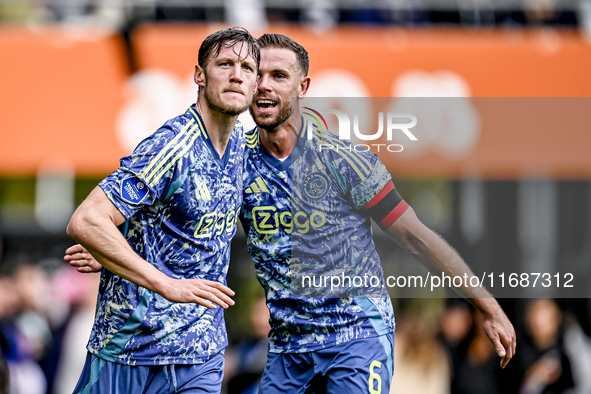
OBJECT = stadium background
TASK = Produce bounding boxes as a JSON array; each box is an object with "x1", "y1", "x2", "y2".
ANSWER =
[{"x1": 1, "y1": 1, "x2": 591, "y2": 393}]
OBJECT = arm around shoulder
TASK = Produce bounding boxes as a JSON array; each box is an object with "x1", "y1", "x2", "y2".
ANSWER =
[
  {"x1": 66, "y1": 186, "x2": 170, "y2": 294},
  {"x1": 67, "y1": 186, "x2": 236, "y2": 309}
]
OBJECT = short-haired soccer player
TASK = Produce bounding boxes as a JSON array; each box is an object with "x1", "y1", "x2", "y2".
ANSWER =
[
  {"x1": 240, "y1": 33, "x2": 515, "y2": 393},
  {"x1": 66, "y1": 27, "x2": 259, "y2": 394}
]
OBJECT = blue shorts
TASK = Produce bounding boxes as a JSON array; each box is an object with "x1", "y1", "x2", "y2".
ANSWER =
[
  {"x1": 73, "y1": 352, "x2": 224, "y2": 394},
  {"x1": 259, "y1": 333, "x2": 394, "y2": 394}
]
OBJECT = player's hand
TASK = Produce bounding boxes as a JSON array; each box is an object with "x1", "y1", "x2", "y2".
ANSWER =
[
  {"x1": 64, "y1": 244, "x2": 103, "y2": 273},
  {"x1": 482, "y1": 310, "x2": 516, "y2": 369},
  {"x1": 159, "y1": 278, "x2": 236, "y2": 309}
]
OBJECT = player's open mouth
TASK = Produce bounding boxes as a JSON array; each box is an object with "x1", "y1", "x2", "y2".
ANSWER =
[{"x1": 256, "y1": 99, "x2": 277, "y2": 112}]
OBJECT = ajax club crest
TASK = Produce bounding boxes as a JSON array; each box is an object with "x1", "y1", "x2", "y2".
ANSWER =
[{"x1": 303, "y1": 173, "x2": 329, "y2": 200}]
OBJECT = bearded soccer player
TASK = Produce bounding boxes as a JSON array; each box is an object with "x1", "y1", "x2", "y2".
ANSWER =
[
  {"x1": 65, "y1": 28, "x2": 259, "y2": 394},
  {"x1": 239, "y1": 33, "x2": 516, "y2": 393}
]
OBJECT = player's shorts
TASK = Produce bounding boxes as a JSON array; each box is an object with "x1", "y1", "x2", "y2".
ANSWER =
[
  {"x1": 72, "y1": 352, "x2": 224, "y2": 394},
  {"x1": 259, "y1": 332, "x2": 394, "y2": 394}
]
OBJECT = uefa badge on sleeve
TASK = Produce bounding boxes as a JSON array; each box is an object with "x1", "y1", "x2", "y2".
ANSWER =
[{"x1": 121, "y1": 176, "x2": 149, "y2": 204}]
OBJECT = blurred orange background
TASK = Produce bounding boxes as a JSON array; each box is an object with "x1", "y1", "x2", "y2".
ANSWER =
[{"x1": 1, "y1": 25, "x2": 590, "y2": 177}]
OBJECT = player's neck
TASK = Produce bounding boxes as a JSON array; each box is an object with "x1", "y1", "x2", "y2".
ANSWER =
[
  {"x1": 194, "y1": 101, "x2": 238, "y2": 159},
  {"x1": 259, "y1": 112, "x2": 302, "y2": 159}
]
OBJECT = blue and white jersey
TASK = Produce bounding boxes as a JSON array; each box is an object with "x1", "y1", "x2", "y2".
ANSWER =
[
  {"x1": 91, "y1": 105, "x2": 244, "y2": 365},
  {"x1": 240, "y1": 118, "x2": 409, "y2": 353}
]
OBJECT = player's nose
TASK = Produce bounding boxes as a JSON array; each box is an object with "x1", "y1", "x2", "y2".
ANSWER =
[
  {"x1": 229, "y1": 64, "x2": 243, "y2": 84},
  {"x1": 257, "y1": 74, "x2": 271, "y2": 92}
]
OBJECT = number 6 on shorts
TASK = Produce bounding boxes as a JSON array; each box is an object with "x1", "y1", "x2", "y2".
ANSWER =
[{"x1": 369, "y1": 360, "x2": 382, "y2": 394}]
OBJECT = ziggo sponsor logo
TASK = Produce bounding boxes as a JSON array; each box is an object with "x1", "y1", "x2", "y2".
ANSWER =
[
  {"x1": 193, "y1": 208, "x2": 240, "y2": 238},
  {"x1": 252, "y1": 206, "x2": 326, "y2": 234}
]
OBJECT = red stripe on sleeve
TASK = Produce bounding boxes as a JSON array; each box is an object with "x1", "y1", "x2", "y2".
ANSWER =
[
  {"x1": 378, "y1": 200, "x2": 410, "y2": 229},
  {"x1": 364, "y1": 181, "x2": 395, "y2": 210}
]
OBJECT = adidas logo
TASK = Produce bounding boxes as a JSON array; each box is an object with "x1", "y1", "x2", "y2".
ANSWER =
[
  {"x1": 245, "y1": 177, "x2": 269, "y2": 194},
  {"x1": 195, "y1": 182, "x2": 212, "y2": 200}
]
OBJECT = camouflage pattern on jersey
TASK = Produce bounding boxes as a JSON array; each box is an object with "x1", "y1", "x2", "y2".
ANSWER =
[
  {"x1": 92, "y1": 106, "x2": 243, "y2": 365},
  {"x1": 241, "y1": 119, "x2": 396, "y2": 354}
]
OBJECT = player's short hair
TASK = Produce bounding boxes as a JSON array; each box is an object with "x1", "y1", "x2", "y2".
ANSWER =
[
  {"x1": 257, "y1": 33, "x2": 309, "y2": 76},
  {"x1": 198, "y1": 27, "x2": 260, "y2": 71}
]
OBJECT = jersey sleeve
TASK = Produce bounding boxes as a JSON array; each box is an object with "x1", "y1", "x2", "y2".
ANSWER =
[
  {"x1": 344, "y1": 151, "x2": 410, "y2": 229},
  {"x1": 99, "y1": 127, "x2": 178, "y2": 219}
]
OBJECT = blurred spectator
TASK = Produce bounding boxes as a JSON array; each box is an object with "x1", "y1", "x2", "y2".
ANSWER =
[
  {"x1": 12, "y1": 264, "x2": 53, "y2": 362},
  {"x1": 0, "y1": 266, "x2": 48, "y2": 394},
  {"x1": 52, "y1": 270, "x2": 100, "y2": 394},
  {"x1": 0, "y1": 351, "x2": 8, "y2": 394},
  {"x1": 515, "y1": 299, "x2": 574, "y2": 394},
  {"x1": 563, "y1": 309, "x2": 591, "y2": 394},
  {"x1": 390, "y1": 302, "x2": 450, "y2": 394},
  {"x1": 0, "y1": 274, "x2": 13, "y2": 394},
  {"x1": 440, "y1": 299, "x2": 506, "y2": 394},
  {"x1": 226, "y1": 297, "x2": 270, "y2": 394},
  {"x1": 0, "y1": 237, "x2": 6, "y2": 394}
]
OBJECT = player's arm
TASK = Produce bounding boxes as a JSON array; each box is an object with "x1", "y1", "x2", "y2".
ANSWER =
[
  {"x1": 383, "y1": 206, "x2": 516, "y2": 368},
  {"x1": 67, "y1": 186, "x2": 235, "y2": 309},
  {"x1": 361, "y1": 175, "x2": 516, "y2": 368}
]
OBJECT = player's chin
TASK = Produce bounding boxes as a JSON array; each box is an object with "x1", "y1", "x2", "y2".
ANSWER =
[
  {"x1": 223, "y1": 102, "x2": 250, "y2": 116},
  {"x1": 222, "y1": 97, "x2": 249, "y2": 112},
  {"x1": 252, "y1": 113, "x2": 276, "y2": 127}
]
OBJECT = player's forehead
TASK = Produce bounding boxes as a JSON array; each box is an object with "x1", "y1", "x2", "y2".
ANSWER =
[
  {"x1": 259, "y1": 47, "x2": 298, "y2": 73},
  {"x1": 211, "y1": 41, "x2": 257, "y2": 65}
]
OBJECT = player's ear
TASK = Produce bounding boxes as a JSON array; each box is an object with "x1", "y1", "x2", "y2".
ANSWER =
[
  {"x1": 298, "y1": 76, "x2": 311, "y2": 99},
  {"x1": 194, "y1": 65, "x2": 205, "y2": 87}
]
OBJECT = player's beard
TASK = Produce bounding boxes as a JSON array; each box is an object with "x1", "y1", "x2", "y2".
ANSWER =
[
  {"x1": 249, "y1": 99, "x2": 293, "y2": 130},
  {"x1": 204, "y1": 87, "x2": 249, "y2": 116}
]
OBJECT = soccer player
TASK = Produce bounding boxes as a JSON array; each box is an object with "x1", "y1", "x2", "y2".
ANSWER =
[
  {"x1": 65, "y1": 27, "x2": 259, "y2": 393},
  {"x1": 239, "y1": 33, "x2": 516, "y2": 393}
]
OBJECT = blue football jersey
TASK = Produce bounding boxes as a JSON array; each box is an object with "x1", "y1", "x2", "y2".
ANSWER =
[
  {"x1": 91, "y1": 106, "x2": 244, "y2": 365},
  {"x1": 241, "y1": 118, "x2": 409, "y2": 353}
]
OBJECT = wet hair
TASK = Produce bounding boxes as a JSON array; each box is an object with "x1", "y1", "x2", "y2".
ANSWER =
[
  {"x1": 257, "y1": 33, "x2": 309, "y2": 76},
  {"x1": 198, "y1": 27, "x2": 260, "y2": 71}
]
